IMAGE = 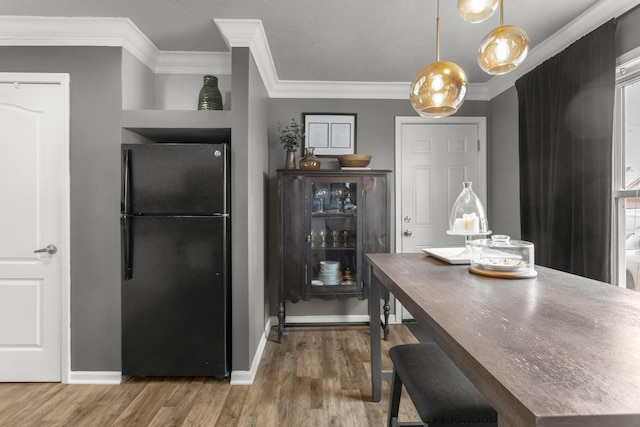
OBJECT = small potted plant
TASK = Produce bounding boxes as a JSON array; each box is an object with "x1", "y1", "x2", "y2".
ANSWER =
[{"x1": 277, "y1": 119, "x2": 303, "y2": 169}]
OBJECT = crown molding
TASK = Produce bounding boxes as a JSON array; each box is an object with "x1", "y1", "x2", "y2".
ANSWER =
[
  {"x1": 3, "y1": 4, "x2": 633, "y2": 101},
  {"x1": 0, "y1": 16, "x2": 487, "y2": 100},
  {"x1": 214, "y1": 18, "x2": 278, "y2": 94},
  {"x1": 486, "y1": 0, "x2": 639, "y2": 99},
  {"x1": 0, "y1": 16, "x2": 159, "y2": 70},
  {"x1": 212, "y1": 18, "x2": 490, "y2": 100}
]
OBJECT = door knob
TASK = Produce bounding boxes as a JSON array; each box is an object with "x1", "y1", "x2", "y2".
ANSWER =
[
  {"x1": 404, "y1": 230, "x2": 412, "y2": 236},
  {"x1": 34, "y1": 244, "x2": 57, "y2": 255},
  {"x1": 403, "y1": 216, "x2": 412, "y2": 223}
]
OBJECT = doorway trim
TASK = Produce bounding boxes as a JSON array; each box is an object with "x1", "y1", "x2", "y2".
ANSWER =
[
  {"x1": 1, "y1": 72, "x2": 71, "y2": 382},
  {"x1": 393, "y1": 116, "x2": 487, "y2": 322}
]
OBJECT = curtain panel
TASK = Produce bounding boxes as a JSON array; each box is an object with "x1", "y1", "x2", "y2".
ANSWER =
[{"x1": 515, "y1": 20, "x2": 616, "y2": 283}]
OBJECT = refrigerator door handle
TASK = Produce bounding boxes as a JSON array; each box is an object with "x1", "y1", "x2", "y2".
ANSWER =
[
  {"x1": 121, "y1": 215, "x2": 133, "y2": 280},
  {"x1": 122, "y1": 148, "x2": 131, "y2": 214}
]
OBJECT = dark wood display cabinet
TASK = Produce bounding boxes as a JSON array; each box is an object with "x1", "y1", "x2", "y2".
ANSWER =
[{"x1": 277, "y1": 169, "x2": 390, "y2": 342}]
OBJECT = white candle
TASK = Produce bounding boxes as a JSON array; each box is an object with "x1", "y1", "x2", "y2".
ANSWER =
[{"x1": 454, "y1": 213, "x2": 480, "y2": 233}]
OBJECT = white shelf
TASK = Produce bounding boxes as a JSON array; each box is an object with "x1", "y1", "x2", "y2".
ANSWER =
[{"x1": 122, "y1": 109, "x2": 232, "y2": 143}]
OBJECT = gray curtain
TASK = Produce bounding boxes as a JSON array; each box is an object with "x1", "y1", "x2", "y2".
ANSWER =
[{"x1": 515, "y1": 20, "x2": 616, "y2": 283}]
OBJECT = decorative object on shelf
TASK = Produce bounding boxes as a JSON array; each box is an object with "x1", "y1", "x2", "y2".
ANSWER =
[
  {"x1": 446, "y1": 181, "x2": 491, "y2": 251},
  {"x1": 278, "y1": 118, "x2": 304, "y2": 170},
  {"x1": 477, "y1": 0, "x2": 529, "y2": 75},
  {"x1": 303, "y1": 113, "x2": 357, "y2": 156},
  {"x1": 319, "y1": 261, "x2": 341, "y2": 285},
  {"x1": 341, "y1": 267, "x2": 355, "y2": 285},
  {"x1": 410, "y1": 0, "x2": 468, "y2": 118},
  {"x1": 313, "y1": 185, "x2": 329, "y2": 213},
  {"x1": 197, "y1": 75, "x2": 223, "y2": 110},
  {"x1": 299, "y1": 147, "x2": 321, "y2": 169},
  {"x1": 285, "y1": 151, "x2": 296, "y2": 170},
  {"x1": 332, "y1": 185, "x2": 350, "y2": 212},
  {"x1": 458, "y1": 0, "x2": 499, "y2": 23},
  {"x1": 342, "y1": 230, "x2": 350, "y2": 247},
  {"x1": 337, "y1": 154, "x2": 371, "y2": 168},
  {"x1": 332, "y1": 230, "x2": 341, "y2": 247}
]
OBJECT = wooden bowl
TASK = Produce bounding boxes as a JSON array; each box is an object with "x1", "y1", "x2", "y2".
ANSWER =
[{"x1": 337, "y1": 154, "x2": 372, "y2": 167}]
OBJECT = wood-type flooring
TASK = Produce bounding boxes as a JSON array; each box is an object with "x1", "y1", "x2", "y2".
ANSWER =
[{"x1": 0, "y1": 324, "x2": 421, "y2": 426}]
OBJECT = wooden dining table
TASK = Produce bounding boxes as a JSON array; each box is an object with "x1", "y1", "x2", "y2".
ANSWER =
[{"x1": 367, "y1": 253, "x2": 640, "y2": 427}]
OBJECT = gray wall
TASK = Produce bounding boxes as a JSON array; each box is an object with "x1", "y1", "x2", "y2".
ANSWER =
[
  {"x1": 266, "y1": 99, "x2": 489, "y2": 317},
  {"x1": 4, "y1": 6, "x2": 639, "y2": 371},
  {"x1": 0, "y1": 45, "x2": 271, "y2": 374},
  {"x1": 231, "y1": 47, "x2": 269, "y2": 370},
  {"x1": 488, "y1": 87, "x2": 521, "y2": 239},
  {"x1": 122, "y1": 49, "x2": 155, "y2": 109},
  {"x1": 0, "y1": 46, "x2": 123, "y2": 371},
  {"x1": 617, "y1": 6, "x2": 640, "y2": 56}
]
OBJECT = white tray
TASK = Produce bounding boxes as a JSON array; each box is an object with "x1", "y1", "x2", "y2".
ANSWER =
[{"x1": 422, "y1": 247, "x2": 470, "y2": 265}]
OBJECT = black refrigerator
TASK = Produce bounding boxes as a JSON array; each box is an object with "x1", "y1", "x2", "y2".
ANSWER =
[{"x1": 120, "y1": 143, "x2": 231, "y2": 378}]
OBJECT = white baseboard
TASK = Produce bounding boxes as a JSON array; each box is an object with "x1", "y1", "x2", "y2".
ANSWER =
[
  {"x1": 66, "y1": 314, "x2": 399, "y2": 386},
  {"x1": 229, "y1": 317, "x2": 271, "y2": 385},
  {"x1": 67, "y1": 371, "x2": 123, "y2": 384}
]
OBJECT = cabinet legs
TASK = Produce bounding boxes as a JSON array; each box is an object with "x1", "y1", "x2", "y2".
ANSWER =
[
  {"x1": 277, "y1": 302, "x2": 285, "y2": 343},
  {"x1": 383, "y1": 294, "x2": 390, "y2": 340}
]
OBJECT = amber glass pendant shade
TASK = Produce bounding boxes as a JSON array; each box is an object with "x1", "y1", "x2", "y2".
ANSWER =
[
  {"x1": 477, "y1": 0, "x2": 529, "y2": 75},
  {"x1": 457, "y1": 0, "x2": 499, "y2": 23},
  {"x1": 410, "y1": 61, "x2": 468, "y2": 118},
  {"x1": 477, "y1": 24, "x2": 529, "y2": 75},
  {"x1": 410, "y1": 1, "x2": 468, "y2": 118}
]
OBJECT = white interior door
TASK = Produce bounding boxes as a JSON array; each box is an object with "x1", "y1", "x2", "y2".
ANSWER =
[
  {"x1": 0, "y1": 74, "x2": 69, "y2": 381},
  {"x1": 395, "y1": 116, "x2": 486, "y2": 320}
]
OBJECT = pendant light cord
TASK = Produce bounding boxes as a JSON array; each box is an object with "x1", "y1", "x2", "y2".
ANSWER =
[
  {"x1": 499, "y1": 0, "x2": 504, "y2": 25},
  {"x1": 435, "y1": 0, "x2": 440, "y2": 62}
]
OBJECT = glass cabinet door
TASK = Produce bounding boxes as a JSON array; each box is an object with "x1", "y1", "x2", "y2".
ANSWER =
[{"x1": 305, "y1": 176, "x2": 362, "y2": 298}]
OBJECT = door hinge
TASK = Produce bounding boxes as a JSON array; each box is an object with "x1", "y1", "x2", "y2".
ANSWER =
[{"x1": 477, "y1": 139, "x2": 481, "y2": 151}]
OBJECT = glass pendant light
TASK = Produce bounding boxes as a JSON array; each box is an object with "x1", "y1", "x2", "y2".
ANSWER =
[
  {"x1": 477, "y1": 0, "x2": 529, "y2": 75},
  {"x1": 458, "y1": 0, "x2": 499, "y2": 23},
  {"x1": 410, "y1": 0, "x2": 468, "y2": 118}
]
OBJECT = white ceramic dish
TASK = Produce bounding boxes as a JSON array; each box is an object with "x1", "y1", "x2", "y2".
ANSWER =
[
  {"x1": 320, "y1": 261, "x2": 340, "y2": 270},
  {"x1": 476, "y1": 258, "x2": 526, "y2": 271},
  {"x1": 311, "y1": 280, "x2": 323, "y2": 286}
]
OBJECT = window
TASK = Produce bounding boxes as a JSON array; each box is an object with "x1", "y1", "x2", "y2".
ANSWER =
[{"x1": 614, "y1": 50, "x2": 640, "y2": 291}]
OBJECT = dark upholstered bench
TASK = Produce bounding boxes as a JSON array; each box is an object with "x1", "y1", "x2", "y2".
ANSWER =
[{"x1": 388, "y1": 343, "x2": 498, "y2": 427}]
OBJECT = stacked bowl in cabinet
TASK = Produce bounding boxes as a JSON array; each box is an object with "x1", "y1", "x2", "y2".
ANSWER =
[{"x1": 318, "y1": 261, "x2": 341, "y2": 285}]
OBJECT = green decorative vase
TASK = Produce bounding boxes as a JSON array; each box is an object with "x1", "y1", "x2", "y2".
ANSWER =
[{"x1": 197, "y1": 75, "x2": 223, "y2": 110}]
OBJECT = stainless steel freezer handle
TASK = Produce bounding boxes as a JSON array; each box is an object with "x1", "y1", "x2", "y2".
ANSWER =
[
  {"x1": 34, "y1": 244, "x2": 57, "y2": 255},
  {"x1": 121, "y1": 216, "x2": 133, "y2": 280},
  {"x1": 122, "y1": 148, "x2": 131, "y2": 214}
]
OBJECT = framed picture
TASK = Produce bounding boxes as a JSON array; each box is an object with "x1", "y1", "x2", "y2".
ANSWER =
[{"x1": 303, "y1": 113, "x2": 357, "y2": 156}]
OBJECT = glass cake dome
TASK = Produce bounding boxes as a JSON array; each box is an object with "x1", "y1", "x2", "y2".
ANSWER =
[
  {"x1": 447, "y1": 182, "x2": 490, "y2": 235},
  {"x1": 468, "y1": 234, "x2": 537, "y2": 278}
]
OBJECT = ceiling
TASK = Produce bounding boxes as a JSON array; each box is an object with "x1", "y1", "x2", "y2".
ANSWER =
[{"x1": 0, "y1": 0, "x2": 634, "y2": 88}]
